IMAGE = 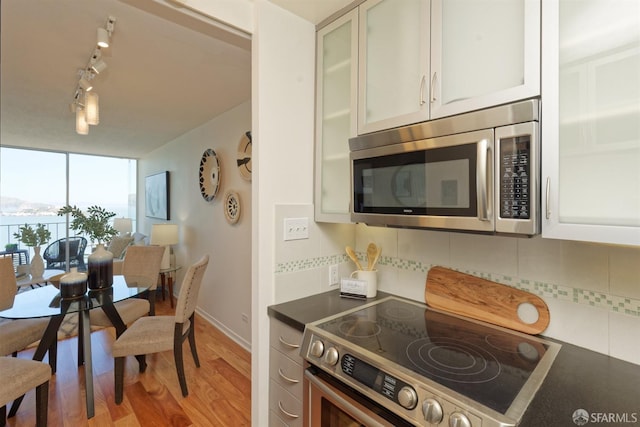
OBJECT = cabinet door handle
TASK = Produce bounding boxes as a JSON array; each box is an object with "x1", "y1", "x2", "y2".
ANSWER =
[
  {"x1": 278, "y1": 368, "x2": 300, "y2": 384},
  {"x1": 545, "y1": 177, "x2": 551, "y2": 220},
  {"x1": 420, "y1": 75, "x2": 427, "y2": 105},
  {"x1": 278, "y1": 336, "x2": 300, "y2": 349},
  {"x1": 430, "y1": 72, "x2": 438, "y2": 103},
  {"x1": 278, "y1": 401, "x2": 300, "y2": 419}
]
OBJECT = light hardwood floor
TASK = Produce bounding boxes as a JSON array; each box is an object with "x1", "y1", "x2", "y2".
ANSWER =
[{"x1": 5, "y1": 294, "x2": 251, "y2": 426}]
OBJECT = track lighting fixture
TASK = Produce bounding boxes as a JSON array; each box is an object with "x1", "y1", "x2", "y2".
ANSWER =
[
  {"x1": 71, "y1": 15, "x2": 116, "y2": 135},
  {"x1": 85, "y1": 92, "x2": 99, "y2": 125},
  {"x1": 78, "y1": 77, "x2": 93, "y2": 92}
]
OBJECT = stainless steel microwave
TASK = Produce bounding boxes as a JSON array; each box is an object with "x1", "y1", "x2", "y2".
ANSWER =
[{"x1": 349, "y1": 99, "x2": 540, "y2": 236}]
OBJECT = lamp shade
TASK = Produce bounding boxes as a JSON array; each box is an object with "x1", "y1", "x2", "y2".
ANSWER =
[
  {"x1": 113, "y1": 218, "x2": 132, "y2": 235},
  {"x1": 150, "y1": 224, "x2": 179, "y2": 246}
]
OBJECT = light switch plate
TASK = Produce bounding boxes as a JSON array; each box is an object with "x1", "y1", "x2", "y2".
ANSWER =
[{"x1": 283, "y1": 217, "x2": 309, "y2": 241}]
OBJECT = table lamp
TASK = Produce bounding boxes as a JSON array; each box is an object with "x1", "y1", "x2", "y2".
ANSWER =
[
  {"x1": 113, "y1": 218, "x2": 132, "y2": 236},
  {"x1": 150, "y1": 224, "x2": 178, "y2": 269}
]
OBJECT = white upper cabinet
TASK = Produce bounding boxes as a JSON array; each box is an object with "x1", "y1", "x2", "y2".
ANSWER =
[
  {"x1": 315, "y1": 9, "x2": 358, "y2": 222},
  {"x1": 430, "y1": 0, "x2": 541, "y2": 119},
  {"x1": 542, "y1": 0, "x2": 640, "y2": 246},
  {"x1": 358, "y1": 0, "x2": 430, "y2": 134}
]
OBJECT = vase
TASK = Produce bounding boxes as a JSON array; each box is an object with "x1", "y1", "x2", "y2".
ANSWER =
[
  {"x1": 30, "y1": 246, "x2": 45, "y2": 279},
  {"x1": 60, "y1": 268, "x2": 87, "y2": 299},
  {"x1": 88, "y1": 243, "x2": 113, "y2": 289}
]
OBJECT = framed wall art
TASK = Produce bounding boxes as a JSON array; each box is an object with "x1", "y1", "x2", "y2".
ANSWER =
[{"x1": 145, "y1": 171, "x2": 170, "y2": 220}]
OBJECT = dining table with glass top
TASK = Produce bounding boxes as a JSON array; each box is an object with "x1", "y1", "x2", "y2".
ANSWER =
[{"x1": 0, "y1": 275, "x2": 150, "y2": 419}]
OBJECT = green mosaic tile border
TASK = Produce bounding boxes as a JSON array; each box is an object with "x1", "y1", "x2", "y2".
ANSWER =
[{"x1": 275, "y1": 252, "x2": 640, "y2": 317}]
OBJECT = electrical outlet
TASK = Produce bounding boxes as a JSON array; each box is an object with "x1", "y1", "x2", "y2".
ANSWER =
[
  {"x1": 329, "y1": 264, "x2": 339, "y2": 287},
  {"x1": 241, "y1": 313, "x2": 249, "y2": 323}
]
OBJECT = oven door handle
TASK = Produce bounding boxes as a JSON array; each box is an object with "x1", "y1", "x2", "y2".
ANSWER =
[{"x1": 305, "y1": 370, "x2": 388, "y2": 427}]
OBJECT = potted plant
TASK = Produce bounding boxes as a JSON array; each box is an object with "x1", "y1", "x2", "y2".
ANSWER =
[
  {"x1": 57, "y1": 205, "x2": 119, "y2": 244},
  {"x1": 13, "y1": 223, "x2": 51, "y2": 279},
  {"x1": 58, "y1": 205, "x2": 119, "y2": 289},
  {"x1": 4, "y1": 243, "x2": 18, "y2": 252}
]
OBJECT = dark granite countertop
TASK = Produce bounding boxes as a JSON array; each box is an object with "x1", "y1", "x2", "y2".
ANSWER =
[{"x1": 268, "y1": 289, "x2": 640, "y2": 427}]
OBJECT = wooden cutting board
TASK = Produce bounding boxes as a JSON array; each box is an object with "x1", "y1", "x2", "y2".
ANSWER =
[{"x1": 425, "y1": 266, "x2": 550, "y2": 335}]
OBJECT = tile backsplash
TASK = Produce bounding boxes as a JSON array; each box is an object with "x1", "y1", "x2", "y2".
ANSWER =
[{"x1": 274, "y1": 204, "x2": 640, "y2": 365}]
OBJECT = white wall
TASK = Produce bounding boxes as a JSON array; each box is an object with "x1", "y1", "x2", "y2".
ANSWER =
[
  {"x1": 139, "y1": 101, "x2": 252, "y2": 348},
  {"x1": 251, "y1": 2, "x2": 316, "y2": 425}
]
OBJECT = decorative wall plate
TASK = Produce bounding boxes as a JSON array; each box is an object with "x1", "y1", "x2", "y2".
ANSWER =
[
  {"x1": 199, "y1": 148, "x2": 221, "y2": 202},
  {"x1": 236, "y1": 131, "x2": 252, "y2": 181},
  {"x1": 224, "y1": 190, "x2": 241, "y2": 224}
]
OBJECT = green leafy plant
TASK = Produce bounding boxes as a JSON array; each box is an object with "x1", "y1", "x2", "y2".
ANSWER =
[
  {"x1": 58, "y1": 205, "x2": 119, "y2": 244},
  {"x1": 13, "y1": 223, "x2": 52, "y2": 247}
]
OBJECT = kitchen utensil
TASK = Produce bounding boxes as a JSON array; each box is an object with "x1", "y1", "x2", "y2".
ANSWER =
[
  {"x1": 345, "y1": 246, "x2": 364, "y2": 271},
  {"x1": 367, "y1": 243, "x2": 378, "y2": 270},
  {"x1": 366, "y1": 243, "x2": 381, "y2": 271},
  {"x1": 425, "y1": 266, "x2": 550, "y2": 335}
]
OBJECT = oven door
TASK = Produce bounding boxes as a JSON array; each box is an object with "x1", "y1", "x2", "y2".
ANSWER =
[{"x1": 305, "y1": 368, "x2": 414, "y2": 427}]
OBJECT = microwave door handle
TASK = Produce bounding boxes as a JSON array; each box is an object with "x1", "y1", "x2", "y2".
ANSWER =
[{"x1": 477, "y1": 139, "x2": 491, "y2": 221}]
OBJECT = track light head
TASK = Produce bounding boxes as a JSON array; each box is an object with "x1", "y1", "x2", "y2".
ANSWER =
[
  {"x1": 91, "y1": 59, "x2": 107, "y2": 74},
  {"x1": 97, "y1": 27, "x2": 110, "y2": 48},
  {"x1": 79, "y1": 78, "x2": 93, "y2": 92}
]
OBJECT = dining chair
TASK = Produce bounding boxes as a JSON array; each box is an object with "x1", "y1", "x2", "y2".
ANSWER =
[
  {"x1": 0, "y1": 258, "x2": 54, "y2": 367},
  {"x1": 89, "y1": 245, "x2": 165, "y2": 329},
  {"x1": 0, "y1": 356, "x2": 51, "y2": 427},
  {"x1": 112, "y1": 255, "x2": 209, "y2": 403}
]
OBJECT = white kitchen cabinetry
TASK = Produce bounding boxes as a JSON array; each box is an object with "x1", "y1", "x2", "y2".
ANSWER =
[
  {"x1": 269, "y1": 318, "x2": 304, "y2": 426},
  {"x1": 358, "y1": 0, "x2": 430, "y2": 134},
  {"x1": 430, "y1": 0, "x2": 540, "y2": 119},
  {"x1": 315, "y1": 9, "x2": 358, "y2": 223},
  {"x1": 541, "y1": 0, "x2": 640, "y2": 246}
]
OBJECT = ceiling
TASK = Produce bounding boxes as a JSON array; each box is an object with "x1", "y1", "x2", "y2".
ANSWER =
[
  {"x1": 0, "y1": 0, "x2": 252, "y2": 158},
  {"x1": 0, "y1": 0, "x2": 354, "y2": 159}
]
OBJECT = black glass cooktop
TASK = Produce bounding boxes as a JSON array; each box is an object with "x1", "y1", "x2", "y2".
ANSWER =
[{"x1": 314, "y1": 297, "x2": 551, "y2": 415}]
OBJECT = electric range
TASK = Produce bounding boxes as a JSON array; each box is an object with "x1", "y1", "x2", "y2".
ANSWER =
[{"x1": 300, "y1": 296, "x2": 561, "y2": 427}]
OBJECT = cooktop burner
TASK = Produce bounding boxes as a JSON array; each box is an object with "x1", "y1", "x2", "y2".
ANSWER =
[{"x1": 301, "y1": 296, "x2": 560, "y2": 427}]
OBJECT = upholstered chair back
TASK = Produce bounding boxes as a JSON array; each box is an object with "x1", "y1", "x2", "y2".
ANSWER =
[
  {"x1": 121, "y1": 245, "x2": 165, "y2": 290},
  {"x1": 0, "y1": 257, "x2": 18, "y2": 310},
  {"x1": 175, "y1": 255, "x2": 209, "y2": 325}
]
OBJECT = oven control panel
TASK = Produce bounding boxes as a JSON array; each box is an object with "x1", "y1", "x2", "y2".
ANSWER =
[{"x1": 341, "y1": 353, "x2": 418, "y2": 410}]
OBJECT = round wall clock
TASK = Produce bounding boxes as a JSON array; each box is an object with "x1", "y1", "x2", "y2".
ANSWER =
[
  {"x1": 224, "y1": 190, "x2": 241, "y2": 224},
  {"x1": 199, "y1": 148, "x2": 221, "y2": 202},
  {"x1": 236, "y1": 131, "x2": 252, "y2": 181}
]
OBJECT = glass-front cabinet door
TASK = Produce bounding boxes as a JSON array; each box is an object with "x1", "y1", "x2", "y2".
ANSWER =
[
  {"x1": 315, "y1": 9, "x2": 358, "y2": 223},
  {"x1": 358, "y1": 0, "x2": 430, "y2": 134},
  {"x1": 430, "y1": 0, "x2": 541, "y2": 119},
  {"x1": 542, "y1": 0, "x2": 640, "y2": 245}
]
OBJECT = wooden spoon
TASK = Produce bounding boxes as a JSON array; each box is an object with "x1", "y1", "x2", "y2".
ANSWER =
[
  {"x1": 367, "y1": 243, "x2": 381, "y2": 271},
  {"x1": 366, "y1": 243, "x2": 377, "y2": 270},
  {"x1": 345, "y1": 246, "x2": 364, "y2": 271}
]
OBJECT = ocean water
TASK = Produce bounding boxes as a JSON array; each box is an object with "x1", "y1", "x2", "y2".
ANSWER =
[{"x1": 0, "y1": 208, "x2": 133, "y2": 250}]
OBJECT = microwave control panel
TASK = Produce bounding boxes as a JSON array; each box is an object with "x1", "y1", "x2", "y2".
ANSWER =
[{"x1": 500, "y1": 136, "x2": 531, "y2": 219}]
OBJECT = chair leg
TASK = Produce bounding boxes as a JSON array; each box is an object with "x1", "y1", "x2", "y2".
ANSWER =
[
  {"x1": 49, "y1": 339, "x2": 58, "y2": 374},
  {"x1": 174, "y1": 325, "x2": 188, "y2": 397},
  {"x1": 35, "y1": 381, "x2": 49, "y2": 427},
  {"x1": 148, "y1": 289, "x2": 156, "y2": 316},
  {"x1": 1, "y1": 404, "x2": 6, "y2": 427},
  {"x1": 188, "y1": 315, "x2": 200, "y2": 367},
  {"x1": 115, "y1": 357, "x2": 125, "y2": 404},
  {"x1": 137, "y1": 355, "x2": 147, "y2": 373}
]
